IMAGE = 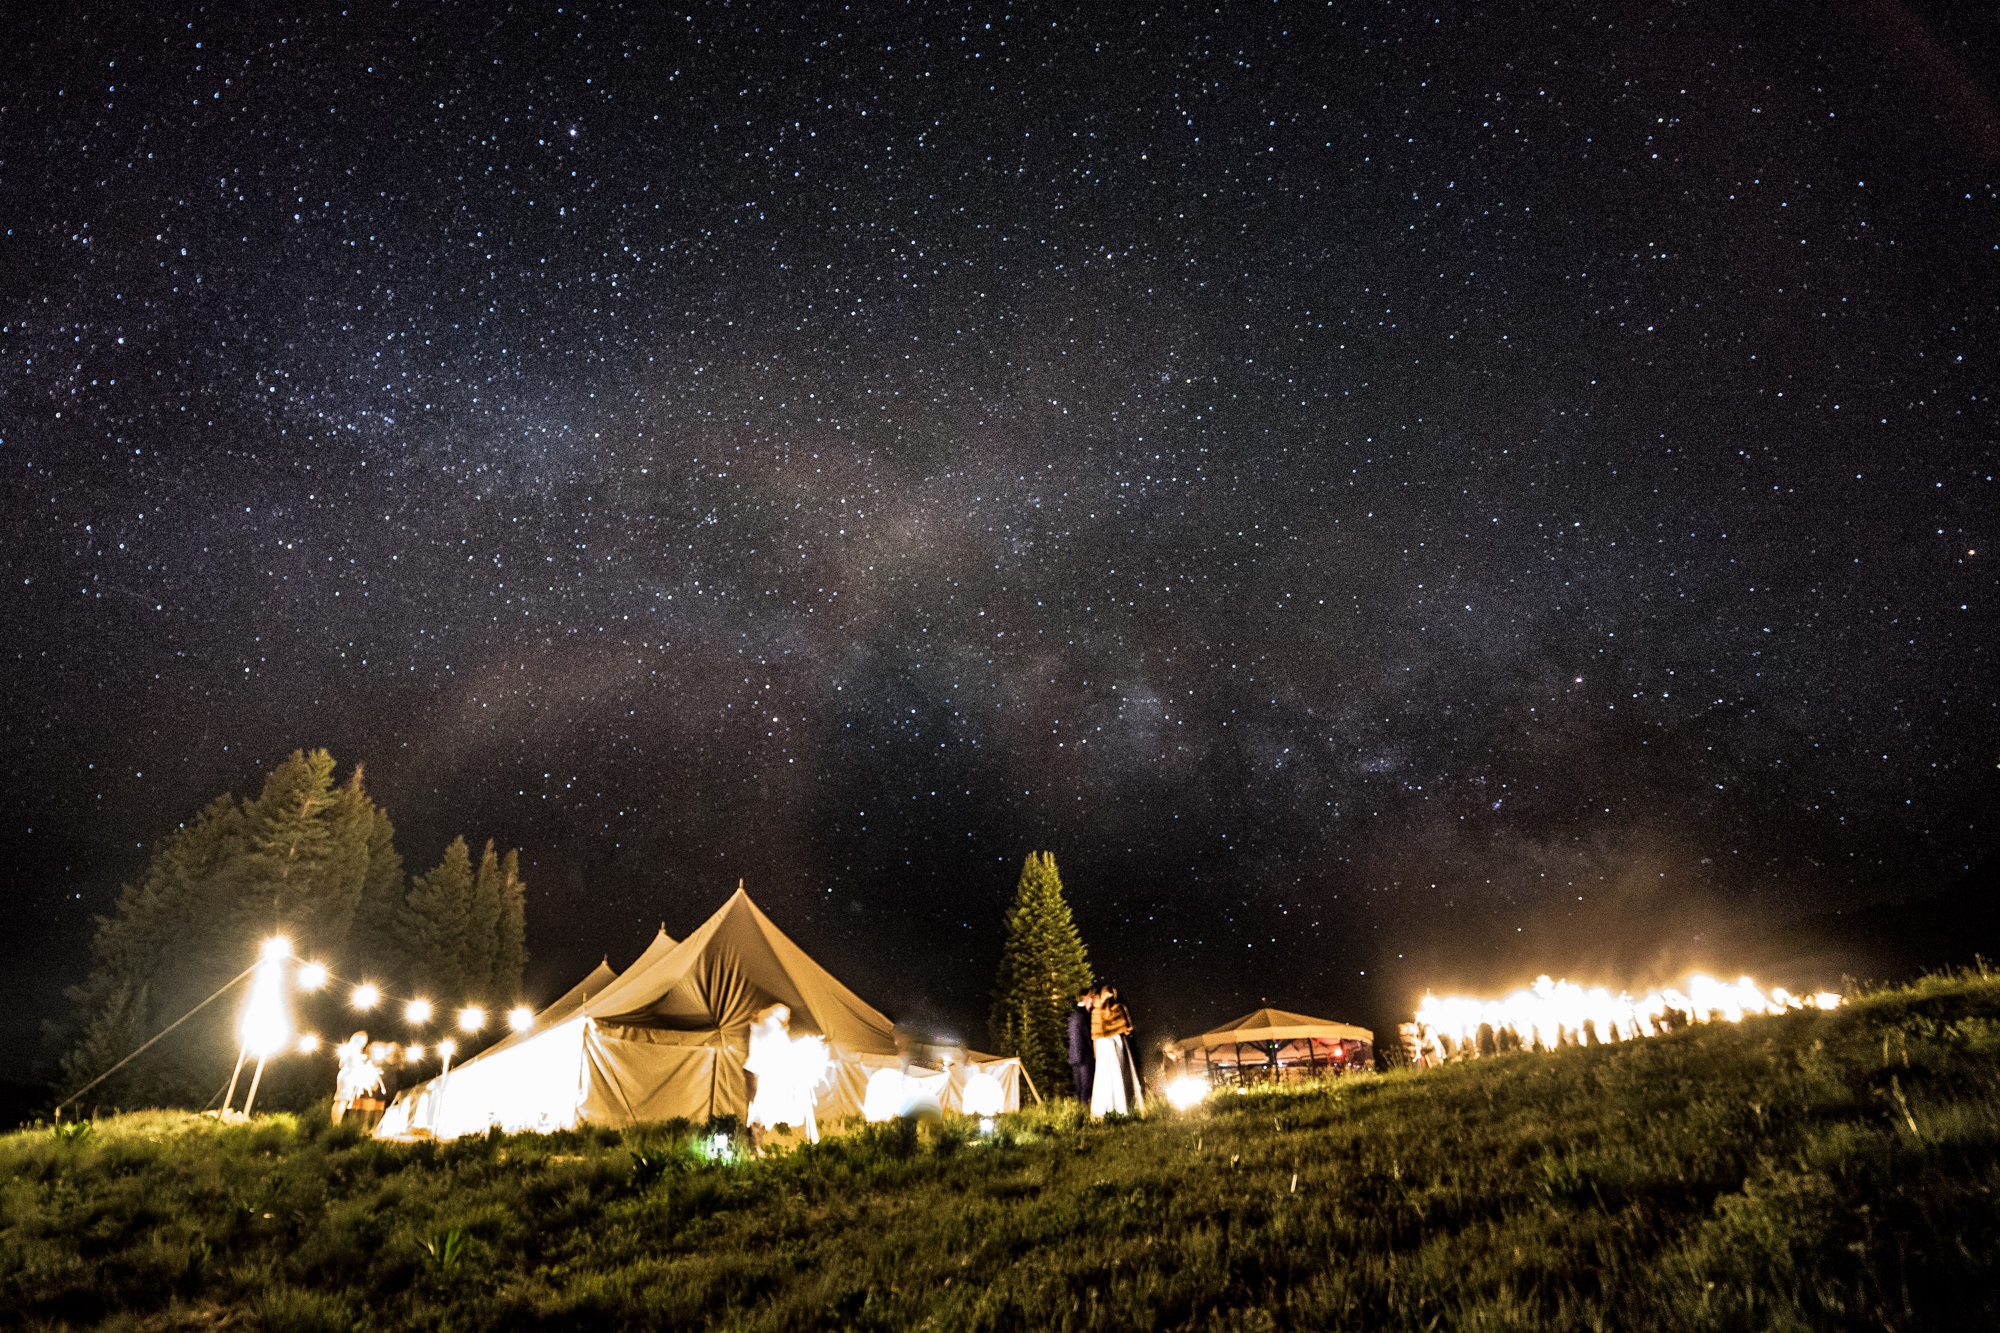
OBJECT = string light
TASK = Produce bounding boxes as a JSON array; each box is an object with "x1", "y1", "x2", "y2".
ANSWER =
[
  {"x1": 405, "y1": 1043, "x2": 425, "y2": 1061},
  {"x1": 1411, "y1": 973, "x2": 1843, "y2": 1062},
  {"x1": 351, "y1": 983, "x2": 381, "y2": 1011},
  {"x1": 296, "y1": 962, "x2": 329, "y2": 991},
  {"x1": 296, "y1": 1033, "x2": 321, "y2": 1053},
  {"x1": 507, "y1": 1006, "x2": 534, "y2": 1033},
  {"x1": 437, "y1": 1039, "x2": 457, "y2": 1060},
  {"x1": 405, "y1": 998, "x2": 433, "y2": 1025},
  {"x1": 457, "y1": 1006, "x2": 486, "y2": 1033},
  {"x1": 239, "y1": 942, "x2": 294, "y2": 1057}
]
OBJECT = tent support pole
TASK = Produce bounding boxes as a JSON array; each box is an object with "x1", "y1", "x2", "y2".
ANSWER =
[{"x1": 1017, "y1": 1062, "x2": 1043, "y2": 1106}]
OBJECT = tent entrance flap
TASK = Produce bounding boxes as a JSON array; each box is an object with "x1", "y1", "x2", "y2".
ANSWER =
[{"x1": 583, "y1": 1022, "x2": 746, "y2": 1124}]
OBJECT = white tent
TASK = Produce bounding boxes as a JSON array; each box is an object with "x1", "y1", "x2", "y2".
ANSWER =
[{"x1": 377, "y1": 887, "x2": 1021, "y2": 1139}]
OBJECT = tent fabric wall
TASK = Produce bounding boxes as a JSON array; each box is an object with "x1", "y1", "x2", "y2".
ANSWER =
[
  {"x1": 582, "y1": 1025, "x2": 742, "y2": 1125},
  {"x1": 376, "y1": 1014, "x2": 591, "y2": 1139},
  {"x1": 372, "y1": 943, "x2": 650, "y2": 1140}
]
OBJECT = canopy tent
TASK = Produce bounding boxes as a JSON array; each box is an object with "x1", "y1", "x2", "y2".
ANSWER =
[
  {"x1": 374, "y1": 939, "x2": 660, "y2": 1139},
  {"x1": 377, "y1": 887, "x2": 1022, "y2": 1139},
  {"x1": 1170, "y1": 1007, "x2": 1374, "y2": 1084}
]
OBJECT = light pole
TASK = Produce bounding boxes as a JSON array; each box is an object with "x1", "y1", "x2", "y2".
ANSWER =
[{"x1": 227, "y1": 937, "x2": 295, "y2": 1117}]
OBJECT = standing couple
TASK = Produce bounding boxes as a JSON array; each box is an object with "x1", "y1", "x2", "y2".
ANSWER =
[{"x1": 1068, "y1": 984, "x2": 1146, "y2": 1117}]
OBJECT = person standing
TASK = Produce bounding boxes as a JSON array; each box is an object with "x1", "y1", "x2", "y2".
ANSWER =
[
  {"x1": 1090, "y1": 986, "x2": 1146, "y2": 1117},
  {"x1": 746, "y1": 1003, "x2": 830, "y2": 1147},
  {"x1": 332, "y1": 1031, "x2": 383, "y2": 1126},
  {"x1": 1068, "y1": 987, "x2": 1098, "y2": 1102}
]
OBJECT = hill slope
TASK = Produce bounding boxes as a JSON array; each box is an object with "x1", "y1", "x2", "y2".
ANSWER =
[{"x1": 5, "y1": 970, "x2": 1999, "y2": 1331}]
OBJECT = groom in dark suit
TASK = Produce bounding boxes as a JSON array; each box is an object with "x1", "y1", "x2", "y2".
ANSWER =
[{"x1": 1068, "y1": 987, "x2": 1097, "y2": 1102}]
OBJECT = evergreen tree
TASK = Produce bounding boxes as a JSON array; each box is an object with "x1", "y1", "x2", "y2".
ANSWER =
[
  {"x1": 469, "y1": 841, "x2": 506, "y2": 1002},
  {"x1": 399, "y1": 836, "x2": 481, "y2": 1003},
  {"x1": 55, "y1": 749, "x2": 532, "y2": 1109},
  {"x1": 348, "y1": 804, "x2": 406, "y2": 984},
  {"x1": 56, "y1": 752, "x2": 375, "y2": 1106},
  {"x1": 234, "y1": 751, "x2": 371, "y2": 948},
  {"x1": 988, "y1": 851, "x2": 1094, "y2": 1100},
  {"x1": 489, "y1": 847, "x2": 528, "y2": 1007}
]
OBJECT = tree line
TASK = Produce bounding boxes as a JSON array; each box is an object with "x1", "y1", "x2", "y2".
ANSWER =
[
  {"x1": 53, "y1": 749, "x2": 526, "y2": 1110},
  {"x1": 54, "y1": 745, "x2": 1094, "y2": 1112}
]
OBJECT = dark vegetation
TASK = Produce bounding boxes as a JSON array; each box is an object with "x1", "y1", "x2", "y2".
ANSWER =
[
  {"x1": 987, "y1": 850, "x2": 1094, "y2": 1099},
  {"x1": 6, "y1": 970, "x2": 1998, "y2": 1331},
  {"x1": 53, "y1": 748, "x2": 527, "y2": 1112}
]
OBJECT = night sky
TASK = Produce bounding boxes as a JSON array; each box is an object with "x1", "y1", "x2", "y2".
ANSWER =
[{"x1": 4, "y1": 2, "x2": 1995, "y2": 1077}]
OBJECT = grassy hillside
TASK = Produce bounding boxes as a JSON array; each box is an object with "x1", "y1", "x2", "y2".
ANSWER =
[{"x1": 5, "y1": 970, "x2": 1999, "y2": 1331}]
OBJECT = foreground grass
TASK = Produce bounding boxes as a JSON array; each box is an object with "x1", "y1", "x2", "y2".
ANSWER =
[{"x1": 5, "y1": 972, "x2": 1999, "y2": 1331}]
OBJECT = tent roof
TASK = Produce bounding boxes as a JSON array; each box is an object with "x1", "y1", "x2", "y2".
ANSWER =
[
  {"x1": 617, "y1": 926, "x2": 681, "y2": 980},
  {"x1": 443, "y1": 927, "x2": 674, "y2": 1070},
  {"x1": 1171, "y1": 1007, "x2": 1373, "y2": 1051},
  {"x1": 541, "y1": 958, "x2": 622, "y2": 1023},
  {"x1": 584, "y1": 886, "x2": 901, "y2": 1056}
]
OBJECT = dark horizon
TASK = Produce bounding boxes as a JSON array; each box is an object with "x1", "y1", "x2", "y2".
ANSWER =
[{"x1": 3, "y1": 1, "x2": 1995, "y2": 1089}]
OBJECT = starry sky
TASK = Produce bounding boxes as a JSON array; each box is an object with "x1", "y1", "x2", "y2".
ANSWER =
[{"x1": 3, "y1": 2, "x2": 1995, "y2": 1077}]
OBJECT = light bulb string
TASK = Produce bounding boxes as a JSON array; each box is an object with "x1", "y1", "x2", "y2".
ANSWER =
[{"x1": 303, "y1": 961, "x2": 522, "y2": 1041}]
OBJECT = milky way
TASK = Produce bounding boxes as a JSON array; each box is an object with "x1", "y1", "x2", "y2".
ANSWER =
[{"x1": 3, "y1": 3, "x2": 1995, "y2": 1067}]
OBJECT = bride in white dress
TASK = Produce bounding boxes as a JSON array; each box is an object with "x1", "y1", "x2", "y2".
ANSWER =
[{"x1": 1089, "y1": 987, "x2": 1145, "y2": 1117}]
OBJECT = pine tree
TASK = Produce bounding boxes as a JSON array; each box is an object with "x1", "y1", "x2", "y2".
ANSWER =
[
  {"x1": 234, "y1": 750, "x2": 371, "y2": 949},
  {"x1": 489, "y1": 847, "x2": 528, "y2": 1007},
  {"x1": 399, "y1": 836, "x2": 480, "y2": 1003},
  {"x1": 989, "y1": 851, "x2": 1094, "y2": 1100},
  {"x1": 55, "y1": 750, "x2": 533, "y2": 1109},
  {"x1": 348, "y1": 805, "x2": 406, "y2": 984},
  {"x1": 56, "y1": 752, "x2": 380, "y2": 1106},
  {"x1": 469, "y1": 841, "x2": 507, "y2": 1003}
]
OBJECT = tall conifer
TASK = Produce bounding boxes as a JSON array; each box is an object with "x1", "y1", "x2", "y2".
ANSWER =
[
  {"x1": 57, "y1": 753, "x2": 378, "y2": 1105},
  {"x1": 399, "y1": 836, "x2": 480, "y2": 1002},
  {"x1": 988, "y1": 851, "x2": 1094, "y2": 1099},
  {"x1": 56, "y1": 750, "x2": 532, "y2": 1108},
  {"x1": 348, "y1": 805, "x2": 406, "y2": 983},
  {"x1": 490, "y1": 848, "x2": 528, "y2": 1006}
]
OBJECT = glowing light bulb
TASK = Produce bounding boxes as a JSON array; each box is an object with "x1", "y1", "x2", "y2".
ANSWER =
[
  {"x1": 437, "y1": 1039, "x2": 457, "y2": 1060},
  {"x1": 405, "y1": 1043, "x2": 425, "y2": 1061},
  {"x1": 962, "y1": 1068, "x2": 1006, "y2": 1118},
  {"x1": 239, "y1": 942, "x2": 294, "y2": 1057},
  {"x1": 507, "y1": 1006, "x2": 534, "y2": 1033},
  {"x1": 405, "y1": 998, "x2": 433, "y2": 1025},
  {"x1": 296, "y1": 1032, "x2": 321, "y2": 1053},
  {"x1": 1165, "y1": 1076, "x2": 1208, "y2": 1110},
  {"x1": 351, "y1": 983, "x2": 381, "y2": 1011},
  {"x1": 297, "y1": 961, "x2": 329, "y2": 991},
  {"x1": 261, "y1": 936, "x2": 293, "y2": 960},
  {"x1": 457, "y1": 1005, "x2": 486, "y2": 1033}
]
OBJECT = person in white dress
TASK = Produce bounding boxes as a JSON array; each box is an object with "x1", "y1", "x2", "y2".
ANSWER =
[
  {"x1": 1089, "y1": 987, "x2": 1145, "y2": 1118},
  {"x1": 332, "y1": 1031, "x2": 384, "y2": 1126},
  {"x1": 745, "y1": 1003, "x2": 830, "y2": 1144}
]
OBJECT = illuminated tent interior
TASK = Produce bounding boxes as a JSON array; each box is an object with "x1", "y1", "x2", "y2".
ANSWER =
[
  {"x1": 1169, "y1": 1008, "x2": 1374, "y2": 1085},
  {"x1": 376, "y1": 886, "x2": 1021, "y2": 1139}
]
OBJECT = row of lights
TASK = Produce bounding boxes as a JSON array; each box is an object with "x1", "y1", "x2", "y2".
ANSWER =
[{"x1": 256, "y1": 936, "x2": 533, "y2": 1061}]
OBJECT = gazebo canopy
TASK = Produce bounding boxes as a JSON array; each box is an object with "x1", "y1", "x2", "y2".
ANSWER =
[{"x1": 1172, "y1": 1007, "x2": 1373, "y2": 1052}]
